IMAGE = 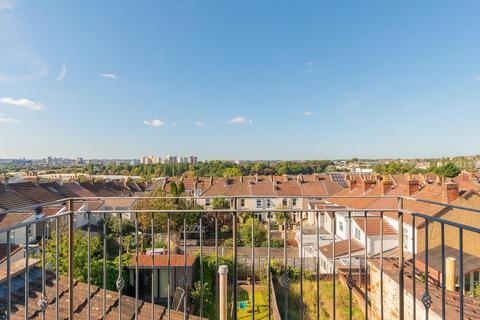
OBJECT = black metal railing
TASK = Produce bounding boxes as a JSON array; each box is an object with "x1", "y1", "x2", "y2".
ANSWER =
[{"x1": 0, "y1": 195, "x2": 479, "y2": 319}]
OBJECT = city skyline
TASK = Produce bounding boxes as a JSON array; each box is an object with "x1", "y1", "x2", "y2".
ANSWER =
[{"x1": 1, "y1": 1, "x2": 480, "y2": 159}]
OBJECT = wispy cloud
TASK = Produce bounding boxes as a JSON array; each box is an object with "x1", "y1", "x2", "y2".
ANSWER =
[
  {"x1": 0, "y1": 54, "x2": 49, "y2": 82},
  {"x1": 56, "y1": 62, "x2": 66, "y2": 81},
  {"x1": 304, "y1": 61, "x2": 316, "y2": 75},
  {"x1": 0, "y1": 114, "x2": 16, "y2": 123},
  {"x1": 228, "y1": 116, "x2": 253, "y2": 125},
  {"x1": 194, "y1": 121, "x2": 206, "y2": 127},
  {"x1": 0, "y1": 97, "x2": 43, "y2": 111},
  {"x1": 0, "y1": 0, "x2": 17, "y2": 11},
  {"x1": 474, "y1": 75, "x2": 480, "y2": 81},
  {"x1": 302, "y1": 111, "x2": 314, "y2": 116},
  {"x1": 99, "y1": 73, "x2": 117, "y2": 79},
  {"x1": 143, "y1": 119, "x2": 164, "y2": 128}
]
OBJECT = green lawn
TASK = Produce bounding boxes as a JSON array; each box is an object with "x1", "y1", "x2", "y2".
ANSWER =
[
  {"x1": 275, "y1": 280, "x2": 364, "y2": 320},
  {"x1": 236, "y1": 285, "x2": 270, "y2": 320}
]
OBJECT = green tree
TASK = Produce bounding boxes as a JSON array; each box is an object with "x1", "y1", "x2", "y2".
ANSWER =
[
  {"x1": 45, "y1": 231, "x2": 130, "y2": 291},
  {"x1": 434, "y1": 162, "x2": 461, "y2": 178},
  {"x1": 223, "y1": 167, "x2": 242, "y2": 177},
  {"x1": 239, "y1": 217, "x2": 267, "y2": 247}
]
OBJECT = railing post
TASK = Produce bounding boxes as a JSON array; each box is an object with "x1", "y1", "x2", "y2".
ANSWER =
[
  {"x1": 397, "y1": 197, "x2": 404, "y2": 320},
  {"x1": 219, "y1": 265, "x2": 228, "y2": 320},
  {"x1": 67, "y1": 198, "x2": 74, "y2": 320}
]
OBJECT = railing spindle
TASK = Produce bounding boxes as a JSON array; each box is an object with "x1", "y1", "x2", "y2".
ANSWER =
[
  {"x1": 364, "y1": 212, "x2": 368, "y2": 320},
  {"x1": 348, "y1": 211, "x2": 353, "y2": 320},
  {"x1": 200, "y1": 214, "x2": 204, "y2": 319},
  {"x1": 316, "y1": 211, "x2": 320, "y2": 320},
  {"x1": 117, "y1": 212, "x2": 123, "y2": 320},
  {"x1": 87, "y1": 211, "x2": 91, "y2": 320},
  {"x1": 380, "y1": 211, "x2": 384, "y2": 320},
  {"x1": 25, "y1": 224, "x2": 29, "y2": 320},
  {"x1": 215, "y1": 211, "x2": 219, "y2": 320},
  {"x1": 232, "y1": 205, "x2": 238, "y2": 320},
  {"x1": 267, "y1": 211, "x2": 272, "y2": 320},
  {"x1": 440, "y1": 223, "x2": 445, "y2": 320},
  {"x1": 398, "y1": 199, "x2": 404, "y2": 320},
  {"x1": 6, "y1": 230, "x2": 11, "y2": 320},
  {"x1": 134, "y1": 213, "x2": 139, "y2": 320},
  {"x1": 283, "y1": 210, "x2": 288, "y2": 320},
  {"x1": 332, "y1": 213, "x2": 336, "y2": 320},
  {"x1": 459, "y1": 228, "x2": 464, "y2": 319},
  {"x1": 68, "y1": 199, "x2": 74, "y2": 320},
  {"x1": 183, "y1": 216, "x2": 187, "y2": 319},
  {"x1": 300, "y1": 213, "x2": 303, "y2": 320},
  {"x1": 151, "y1": 213, "x2": 155, "y2": 319},
  {"x1": 423, "y1": 219, "x2": 431, "y2": 320},
  {"x1": 167, "y1": 213, "x2": 171, "y2": 319},
  {"x1": 40, "y1": 221, "x2": 47, "y2": 320},
  {"x1": 103, "y1": 212, "x2": 107, "y2": 320},
  {"x1": 251, "y1": 211, "x2": 255, "y2": 320},
  {"x1": 55, "y1": 217, "x2": 59, "y2": 320}
]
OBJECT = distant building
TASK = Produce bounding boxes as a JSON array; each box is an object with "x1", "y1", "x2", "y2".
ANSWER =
[
  {"x1": 476, "y1": 160, "x2": 480, "y2": 170},
  {"x1": 165, "y1": 155, "x2": 178, "y2": 164},
  {"x1": 188, "y1": 155, "x2": 198, "y2": 165},
  {"x1": 140, "y1": 156, "x2": 161, "y2": 164},
  {"x1": 415, "y1": 161, "x2": 430, "y2": 170},
  {"x1": 130, "y1": 159, "x2": 140, "y2": 166}
]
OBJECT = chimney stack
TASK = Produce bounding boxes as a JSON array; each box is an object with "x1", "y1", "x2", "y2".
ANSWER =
[
  {"x1": 407, "y1": 180, "x2": 420, "y2": 196},
  {"x1": 381, "y1": 179, "x2": 394, "y2": 196},
  {"x1": 444, "y1": 182, "x2": 459, "y2": 203},
  {"x1": 362, "y1": 179, "x2": 375, "y2": 193},
  {"x1": 349, "y1": 179, "x2": 357, "y2": 190}
]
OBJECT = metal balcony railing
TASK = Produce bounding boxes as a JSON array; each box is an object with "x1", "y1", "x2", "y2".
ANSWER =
[{"x1": 0, "y1": 195, "x2": 479, "y2": 319}]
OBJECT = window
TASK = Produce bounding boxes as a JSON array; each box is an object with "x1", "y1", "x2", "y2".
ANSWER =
[
  {"x1": 205, "y1": 198, "x2": 211, "y2": 206},
  {"x1": 292, "y1": 198, "x2": 297, "y2": 206},
  {"x1": 354, "y1": 227, "x2": 361, "y2": 240},
  {"x1": 338, "y1": 221, "x2": 344, "y2": 232},
  {"x1": 240, "y1": 199, "x2": 245, "y2": 207},
  {"x1": 266, "y1": 199, "x2": 272, "y2": 208},
  {"x1": 256, "y1": 199, "x2": 262, "y2": 208},
  {"x1": 282, "y1": 198, "x2": 288, "y2": 206}
]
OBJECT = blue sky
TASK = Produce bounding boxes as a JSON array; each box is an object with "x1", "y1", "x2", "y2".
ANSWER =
[{"x1": 1, "y1": 1, "x2": 480, "y2": 160}]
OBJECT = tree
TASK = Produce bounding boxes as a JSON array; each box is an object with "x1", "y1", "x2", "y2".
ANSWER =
[
  {"x1": 239, "y1": 217, "x2": 267, "y2": 247},
  {"x1": 274, "y1": 206, "x2": 293, "y2": 229},
  {"x1": 223, "y1": 167, "x2": 242, "y2": 177},
  {"x1": 45, "y1": 231, "x2": 130, "y2": 291},
  {"x1": 434, "y1": 162, "x2": 461, "y2": 178}
]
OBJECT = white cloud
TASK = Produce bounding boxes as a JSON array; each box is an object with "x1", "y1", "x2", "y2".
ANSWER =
[
  {"x1": 143, "y1": 119, "x2": 164, "y2": 128},
  {"x1": 475, "y1": 75, "x2": 480, "y2": 81},
  {"x1": 0, "y1": 0, "x2": 16, "y2": 11},
  {"x1": 194, "y1": 121, "x2": 206, "y2": 127},
  {"x1": 228, "y1": 116, "x2": 253, "y2": 125},
  {"x1": 0, "y1": 114, "x2": 16, "y2": 123},
  {"x1": 99, "y1": 73, "x2": 117, "y2": 79},
  {"x1": 302, "y1": 111, "x2": 314, "y2": 116},
  {"x1": 172, "y1": 122, "x2": 178, "y2": 126},
  {"x1": 304, "y1": 61, "x2": 316, "y2": 75},
  {"x1": 56, "y1": 62, "x2": 66, "y2": 81},
  {"x1": 0, "y1": 97, "x2": 43, "y2": 111}
]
